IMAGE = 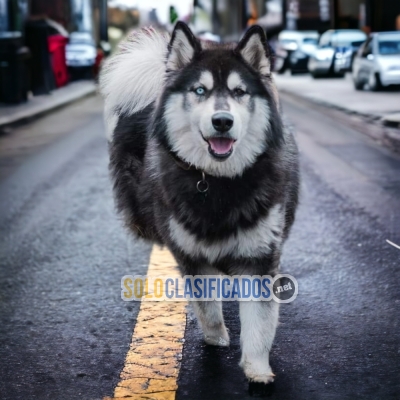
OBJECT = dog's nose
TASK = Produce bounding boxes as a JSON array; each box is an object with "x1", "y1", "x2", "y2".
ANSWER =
[{"x1": 212, "y1": 112, "x2": 234, "y2": 133}]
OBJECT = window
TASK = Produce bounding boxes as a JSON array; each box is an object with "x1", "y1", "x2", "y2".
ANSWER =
[
  {"x1": 319, "y1": 32, "x2": 332, "y2": 47},
  {"x1": 331, "y1": 31, "x2": 367, "y2": 47},
  {"x1": 378, "y1": 38, "x2": 400, "y2": 55},
  {"x1": 303, "y1": 38, "x2": 318, "y2": 45}
]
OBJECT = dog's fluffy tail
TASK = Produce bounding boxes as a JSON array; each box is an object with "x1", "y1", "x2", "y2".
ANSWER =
[{"x1": 99, "y1": 27, "x2": 170, "y2": 141}]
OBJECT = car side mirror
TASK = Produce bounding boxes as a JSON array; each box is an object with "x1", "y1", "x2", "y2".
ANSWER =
[{"x1": 367, "y1": 54, "x2": 374, "y2": 61}]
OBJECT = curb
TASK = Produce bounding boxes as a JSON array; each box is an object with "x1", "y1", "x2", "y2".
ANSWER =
[
  {"x1": 279, "y1": 88, "x2": 400, "y2": 154},
  {"x1": 0, "y1": 82, "x2": 97, "y2": 129},
  {"x1": 382, "y1": 113, "x2": 400, "y2": 129},
  {"x1": 278, "y1": 87, "x2": 380, "y2": 120}
]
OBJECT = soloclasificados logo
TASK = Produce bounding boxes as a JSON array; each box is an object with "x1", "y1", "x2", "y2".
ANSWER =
[{"x1": 121, "y1": 274, "x2": 298, "y2": 303}]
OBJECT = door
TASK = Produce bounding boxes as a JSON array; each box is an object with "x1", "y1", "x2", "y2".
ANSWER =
[{"x1": 358, "y1": 37, "x2": 373, "y2": 83}]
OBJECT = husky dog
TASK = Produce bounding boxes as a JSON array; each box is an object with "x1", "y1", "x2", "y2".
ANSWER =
[{"x1": 101, "y1": 22, "x2": 299, "y2": 391}]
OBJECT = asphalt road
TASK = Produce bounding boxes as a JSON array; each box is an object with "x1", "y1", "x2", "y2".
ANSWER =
[
  {"x1": 0, "y1": 94, "x2": 399, "y2": 399},
  {"x1": 178, "y1": 94, "x2": 400, "y2": 400},
  {"x1": 0, "y1": 97, "x2": 153, "y2": 399}
]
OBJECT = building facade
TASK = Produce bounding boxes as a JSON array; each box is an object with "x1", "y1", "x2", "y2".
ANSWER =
[{"x1": 287, "y1": 0, "x2": 400, "y2": 33}]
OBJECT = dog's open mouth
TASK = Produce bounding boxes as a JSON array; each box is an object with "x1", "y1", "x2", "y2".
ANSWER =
[{"x1": 207, "y1": 137, "x2": 235, "y2": 160}]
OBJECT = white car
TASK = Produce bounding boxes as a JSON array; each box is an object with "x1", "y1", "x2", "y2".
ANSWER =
[
  {"x1": 353, "y1": 32, "x2": 400, "y2": 91},
  {"x1": 276, "y1": 30, "x2": 319, "y2": 73},
  {"x1": 278, "y1": 30, "x2": 318, "y2": 51},
  {"x1": 308, "y1": 30, "x2": 367, "y2": 78},
  {"x1": 66, "y1": 32, "x2": 96, "y2": 68}
]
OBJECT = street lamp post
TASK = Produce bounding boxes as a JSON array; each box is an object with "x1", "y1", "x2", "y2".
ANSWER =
[{"x1": 99, "y1": 0, "x2": 108, "y2": 42}]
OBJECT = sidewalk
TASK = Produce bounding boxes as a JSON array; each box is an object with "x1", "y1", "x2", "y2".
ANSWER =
[
  {"x1": 0, "y1": 81, "x2": 97, "y2": 128},
  {"x1": 274, "y1": 73, "x2": 400, "y2": 120},
  {"x1": 274, "y1": 73, "x2": 400, "y2": 151}
]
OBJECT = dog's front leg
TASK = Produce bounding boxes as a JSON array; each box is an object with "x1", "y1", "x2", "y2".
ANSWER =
[
  {"x1": 191, "y1": 300, "x2": 230, "y2": 346},
  {"x1": 239, "y1": 300, "x2": 279, "y2": 384}
]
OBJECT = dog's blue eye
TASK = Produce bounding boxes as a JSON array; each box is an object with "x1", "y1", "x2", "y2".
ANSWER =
[{"x1": 195, "y1": 87, "x2": 206, "y2": 96}]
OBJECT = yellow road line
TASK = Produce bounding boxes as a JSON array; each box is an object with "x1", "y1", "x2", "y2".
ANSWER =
[{"x1": 105, "y1": 245, "x2": 187, "y2": 400}]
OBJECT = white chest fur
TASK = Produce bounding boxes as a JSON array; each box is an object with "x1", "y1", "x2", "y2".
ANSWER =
[{"x1": 169, "y1": 204, "x2": 284, "y2": 263}]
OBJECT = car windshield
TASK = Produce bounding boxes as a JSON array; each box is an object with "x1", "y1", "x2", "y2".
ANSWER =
[
  {"x1": 71, "y1": 39, "x2": 90, "y2": 44},
  {"x1": 70, "y1": 33, "x2": 94, "y2": 45},
  {"x1": 378, "y1": 38, "x2": 400, "y2": 55},
  {"x1": 303, "y1": 38, "x2": 317, "y2": 45},
  {"x1": 281, "y1": 39, "x2": 297, "y2": 45},
  {"x1": 332, "y1": 32, "x2": 366, "y2": 47}
]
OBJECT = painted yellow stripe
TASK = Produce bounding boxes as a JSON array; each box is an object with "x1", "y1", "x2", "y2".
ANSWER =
[{"x1": 105, "y1": 245, "x2": 187, "y2": 400}]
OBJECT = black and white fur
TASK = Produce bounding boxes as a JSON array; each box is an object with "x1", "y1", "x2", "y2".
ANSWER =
[{"x1": 100, "y1": 22, "x2": 299, "y2": 388}]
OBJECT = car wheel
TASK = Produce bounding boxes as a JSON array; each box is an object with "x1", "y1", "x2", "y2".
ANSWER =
[
  {"x1": 83, "y1": 67, "x2": 94, "y2": 80},
  {"x1": 311, "y1": 71, "x2": 320, "y2": 79},
  {"x1": 368, "y1": 72, "x2": 382, "y2": 91},
  {"x1": 328, "y1": 61, "x2": 344, "y2": 78},
  {"x1": 349, "y1": 53, "x2": 356, "y2": 72},
  {"x1": 277, "y1": 58, "x2": 289, "y2": 74},
  {"x1": 353, "y1": 74, "x2": 364, "y2": 90}
]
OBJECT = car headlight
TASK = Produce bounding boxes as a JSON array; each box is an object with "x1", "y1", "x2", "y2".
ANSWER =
[
  {"x1": 316, "y1": 54, "x2": 328, "y2": 61},
  {"x1": 285, "y1": 43, "x2": 298, "y2": 51}
]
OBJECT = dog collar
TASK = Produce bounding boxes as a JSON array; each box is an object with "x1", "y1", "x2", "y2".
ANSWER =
[
  {"x1": 169, "y1": 151, "x2": 196, "y2": 171},
  {"x1": 169, "y1": 151, "x2": 209, "y2": 193}
]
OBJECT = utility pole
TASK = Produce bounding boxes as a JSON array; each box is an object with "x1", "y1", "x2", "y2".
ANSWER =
[
  {"x1": 211, "y1": 0, "x2": 219, "y2": 36},
  {"x1": 99, "y1": 0, "x2": 108, "y2": 42}
]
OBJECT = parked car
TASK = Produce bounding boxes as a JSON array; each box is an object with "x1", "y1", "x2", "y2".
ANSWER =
[
  {"x1": 289, "y1": 34, "x2": 319, "y2": 74},
  {"x1": 308, "y1": 29, "x2": 367, "y2": 78},
  {"x1": 66, "y1": 32, "x2": 96, "y2": 78},
  {"x1": 275, "y1": 30, "x2": 319, "y2": 74},
  {"x1": 353, "y1": 31, "x2": 400, "y2": 91},
  {"x1": 198, "y1": 32, "x2": 221, "y2": 42}
]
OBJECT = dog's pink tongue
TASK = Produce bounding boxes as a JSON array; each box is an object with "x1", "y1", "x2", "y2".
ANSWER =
[{"x1": 208, "y1": 138, "x2": 234, "y2": 154}]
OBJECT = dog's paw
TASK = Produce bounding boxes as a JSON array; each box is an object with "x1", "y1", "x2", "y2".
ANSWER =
[
  {"x1": 245, "y1": 371, "x2": 275, "y2": 384},
  {"x1": 248, "y1": 381, "x2": 275, "y2": 397},
  {"x1": 203, "y1": 324, "x2": 230, "y2": 347},
  {"x1": 240, "y1": 359, "x2": 275, "y2": 384},
  {"x1": 204, "y1": 334, "x2": 230, "y2": 347}
]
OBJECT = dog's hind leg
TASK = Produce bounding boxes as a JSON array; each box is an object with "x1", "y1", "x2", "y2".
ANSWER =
[
  {"x1": 239, "y1": 300, "x2": 279, "y2": 384},
  {"x1": 191, "y1": 300, "x2": 230, "y2": 347}
]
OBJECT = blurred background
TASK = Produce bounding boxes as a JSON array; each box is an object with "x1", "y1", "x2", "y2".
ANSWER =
[
  {"x1": 0, "y1": 2, "x2": 400, "y2": 399},
  {"x1": 0, "y1": 0, "x2": 399, "y2": 106}
]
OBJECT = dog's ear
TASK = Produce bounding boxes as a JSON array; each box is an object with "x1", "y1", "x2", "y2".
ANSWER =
[
  {"x1": 167, "y1": 21, "x2": 201, "y2": 71},
  {"x1": 235, "y1": 26, "x2": 271, "y2": 76}
]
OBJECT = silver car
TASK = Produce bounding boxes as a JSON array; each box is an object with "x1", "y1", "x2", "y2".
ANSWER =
[
  {"x1": 66, "y1": 32, "x2": 97, "y2": 68},
  {"x1": 353, "y1": 32, "x2": 400, "y2": 91},
  {"x1": 308, "y1": 29, "x2": 366, "y2": 78},
  {"x1": 274, "y1": 30, "x2": 319, "y2": 74}
]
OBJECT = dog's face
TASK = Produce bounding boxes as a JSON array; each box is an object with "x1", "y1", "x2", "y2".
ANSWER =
[{"x1": 157, "y1": 23, "x2": 281, "y2": 178}]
